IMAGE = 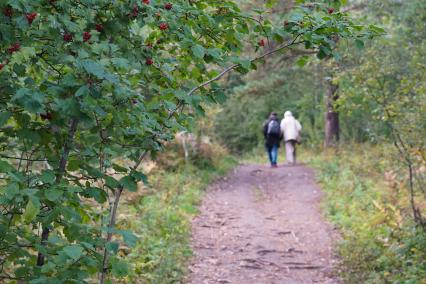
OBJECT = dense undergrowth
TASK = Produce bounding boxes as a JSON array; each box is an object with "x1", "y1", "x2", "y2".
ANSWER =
[
  {"x1": 116, "y1": 141, "x2": 237, "y2": 283},
  {"x1": 309, "y1": 145, "x2": 426, "y2": 283}
]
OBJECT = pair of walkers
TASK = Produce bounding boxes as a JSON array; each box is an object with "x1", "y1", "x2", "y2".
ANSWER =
[{"x1": 263, "y1": 111, "x2": 302, "y2": 167}]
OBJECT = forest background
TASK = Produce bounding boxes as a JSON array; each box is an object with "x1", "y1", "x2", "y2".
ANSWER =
[{"x1": 0, "y1": 0, "x2": 424, "y2": 283}]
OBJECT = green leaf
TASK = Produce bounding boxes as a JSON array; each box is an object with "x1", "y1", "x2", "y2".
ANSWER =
[
  {"x1": 119, "y1": 176, "x2": 137, "y2": 192},
  {"x1": 191, "y1": 44, "x2": 206, "y2": 59},
  {"x1": 112, "y1": 163, "x2": 128, "y2": 173},
  {"x1": 296, "y1": 55, "x2": 310, "y2": 67},
  {"x1": 84, "y1": 187, "x2": 108, "y2": 203},
  {"x1": 106, "y1": 242, "x2": 120, "y2": 254},
  {"x1": 119, "y1": 230, "x2": 138, "y2": 247},
  {"x1": 0, "y1": 160, "x2": 14, "y2": 173},
  {"x1": 23, "y1": 199, "x2": 40, "y2": 224},
  {"x1": 105, "y1": 176, "x2": 119, "y2": 188},
  {"x1": 111, "y1": 259, "x2": 129, "y2": 277},
  {"x1": 12, "y1": 89, "x2": 45, "y2": 113},
  {"x1": 75, "y1": 85, "x2": 90, "y2": 97},
  {"x1": 5, "y1": 183, "x2": 19, "y2": 198},
  {"x1": 0, "y1": 112, "x2": 12, "y2": 127},
  {"x1": 355, "y1": 39, "x2": 365, "y2": 49},
  {"x1": 40, "y1": 170, "x2": 56, "y2": 184},
  {"x1": 63, "y1": 245, "x2": 84, "y2": 260},
  {"x1": 266, "y1": 0, "x2": 278, "y2": 8},
  {"x1": 40, "y1": 261, "x2": 56, "y2": 273},
  {"x1": 207, "y1": 48, "x2": 222, "y2": 60},
  {"x1": 131, "y1": 170, "x2": 148, "y2": 184},
  {"x1": 45, "y1": 188, "x2": 63, "y2": 202}
]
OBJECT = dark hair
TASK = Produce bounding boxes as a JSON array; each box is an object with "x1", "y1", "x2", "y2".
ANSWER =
[{"x1": 270, "y1": 112, "x2": 277, "y2": 116}]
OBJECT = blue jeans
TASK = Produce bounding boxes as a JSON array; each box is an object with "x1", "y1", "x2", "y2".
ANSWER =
[{"x1": 266, "y1": 144, "x2": 278, "y2": 165}]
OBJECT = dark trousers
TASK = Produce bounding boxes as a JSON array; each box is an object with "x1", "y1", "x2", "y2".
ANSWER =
[{"x1": 266, "y1": 144, "x2": 278, "y2": 165}]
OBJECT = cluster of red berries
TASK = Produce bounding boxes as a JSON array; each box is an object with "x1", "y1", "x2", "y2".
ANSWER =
[
  {"x1": 63, "y1": 30, "x2": 98, "y2": 43},
  {"x1": 95, "y1": 24, "x2": 103, "y2": 32},
  {"x1": 146, "y1": 58, "x2": 154, "y2": 65},
  {"x1": 159, "y1": 22, "x2": 169, "y2": 30},
  {"x1": 83, "y1": 31, "x2": 91, "y2": 42},
  {"x1": 3, "y1": 7, "x2": 37, "y2": 24},
  {"x1": 142, "y1": 0, "x2": 150, "y2": 4},
  {"x1": 328, "y1": 8, "x2": 334, "y2": 14},
  {"x1": 63, "y1": 33, "x2": 73, "y2": 42},
  {"x1": 164, "y1": 3, "x2": 172, "y2": 10},
  {"x1": 25, "y1": 12, "x2": 37, "y2": 24},
  {"x1": 3, "y1": 7, "x2": 13, "y2": 17},
  {"x1": 8, "y1": 43, "x2": 21, "y2": 54},
  {"x1": 258, "y1": 39, "x2": 265, "y2": 47},
  {"x1": 0, "y1": 63, "x2": 5, "y2": 70}
]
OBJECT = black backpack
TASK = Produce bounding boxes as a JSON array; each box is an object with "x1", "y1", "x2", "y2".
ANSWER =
[{"x1": 267, "y1": 120, "x2": 280, "y2": 137}]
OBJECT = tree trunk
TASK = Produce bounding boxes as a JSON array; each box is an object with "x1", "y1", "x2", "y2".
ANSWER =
[{"x1": 324, "y1": 79, "x2": 339, "y2": 147}]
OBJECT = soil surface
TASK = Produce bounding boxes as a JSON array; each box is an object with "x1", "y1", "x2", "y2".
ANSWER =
[{"x1": 187, "y1": 163, "x2": 340, "y2": 284}]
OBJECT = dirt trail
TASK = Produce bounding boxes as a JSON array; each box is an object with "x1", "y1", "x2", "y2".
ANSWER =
[{"x1": 187, "y1": 164, "x2": 340, "y2": 284}]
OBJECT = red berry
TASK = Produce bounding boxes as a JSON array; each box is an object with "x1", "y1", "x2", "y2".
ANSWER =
[
  {"x1": 63, "y1": 33, "x2": 73, "y2": 42},
  {"x1": 142, "y1": 0, "x2": 150, "y2": 4},
  {"x1": 0, "y1": 64, "x2": 4, "y2": 70},
  {"x1": 3, "y1": 7, "x2": 13, "y2": 17},
  {"x1": 146, "y1": 58, "x2": 153, "y2": 65},
  {"x1": 159, "y1": 22, "x2": 168, "y2": 30},
  {"x1": 328, "y1": 8, "x2": 334, "y2": 14},
  {"x1": 8, "y1": 43, "x2": 20, "y2": 54},
  {"x1": 164, "y1": 3, "x2": 172, "y2": 10},
  {"x1": 131, "y1": 5, "x2": 139, "y2": 17},
  {"x1": 83, "y1": 31, "x2": 91, "y2": 42},
  {"x1": 95, "y1": 24, "x2": 103, "y2": 32},
  {"x1": 258, "y1": 39, "x2": 265, "y2": 47},
  {"x1": 25, "y1": 12, "x2": 37, "y2": 24}
]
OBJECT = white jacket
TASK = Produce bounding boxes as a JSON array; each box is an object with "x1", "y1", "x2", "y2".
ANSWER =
[{"x1": 280, "y1": 111, "x2": 302, "y2": 141}]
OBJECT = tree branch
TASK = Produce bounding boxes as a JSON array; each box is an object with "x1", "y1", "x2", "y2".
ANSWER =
[
  {"x1": 37, "y1": 118, "x2": 78, "y2": 266},
  {"x1": 186, "y1": 36, "x2": 304, "y2": 97}
]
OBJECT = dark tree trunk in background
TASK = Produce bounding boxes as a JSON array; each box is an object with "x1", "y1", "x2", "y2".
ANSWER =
[{"x1": 324, "y1": 79, "x2": 339, "y2": 147}]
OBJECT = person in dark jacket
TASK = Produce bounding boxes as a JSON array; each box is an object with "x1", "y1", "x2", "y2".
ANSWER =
[{"x1": 263, "y1": 112, "x2": 282, "y2": 168}]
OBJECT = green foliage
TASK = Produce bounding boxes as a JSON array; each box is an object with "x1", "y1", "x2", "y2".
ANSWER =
[{"x1": 310, "y1": 145, "x2": 426, "y2": 283}]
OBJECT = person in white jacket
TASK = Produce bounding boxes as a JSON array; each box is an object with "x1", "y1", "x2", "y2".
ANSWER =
[{"x1": 280, "y1": 111, "x2": 302, "y2": 165}]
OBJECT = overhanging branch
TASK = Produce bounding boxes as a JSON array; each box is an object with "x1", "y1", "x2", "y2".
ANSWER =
[{"x1": 186, "y1": 36, "x2": 304, "y2": 97}]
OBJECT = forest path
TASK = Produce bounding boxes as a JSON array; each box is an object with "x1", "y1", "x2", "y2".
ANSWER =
[{"x1": 187, "y1": 163, "x2": 340, "y2": 284}]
